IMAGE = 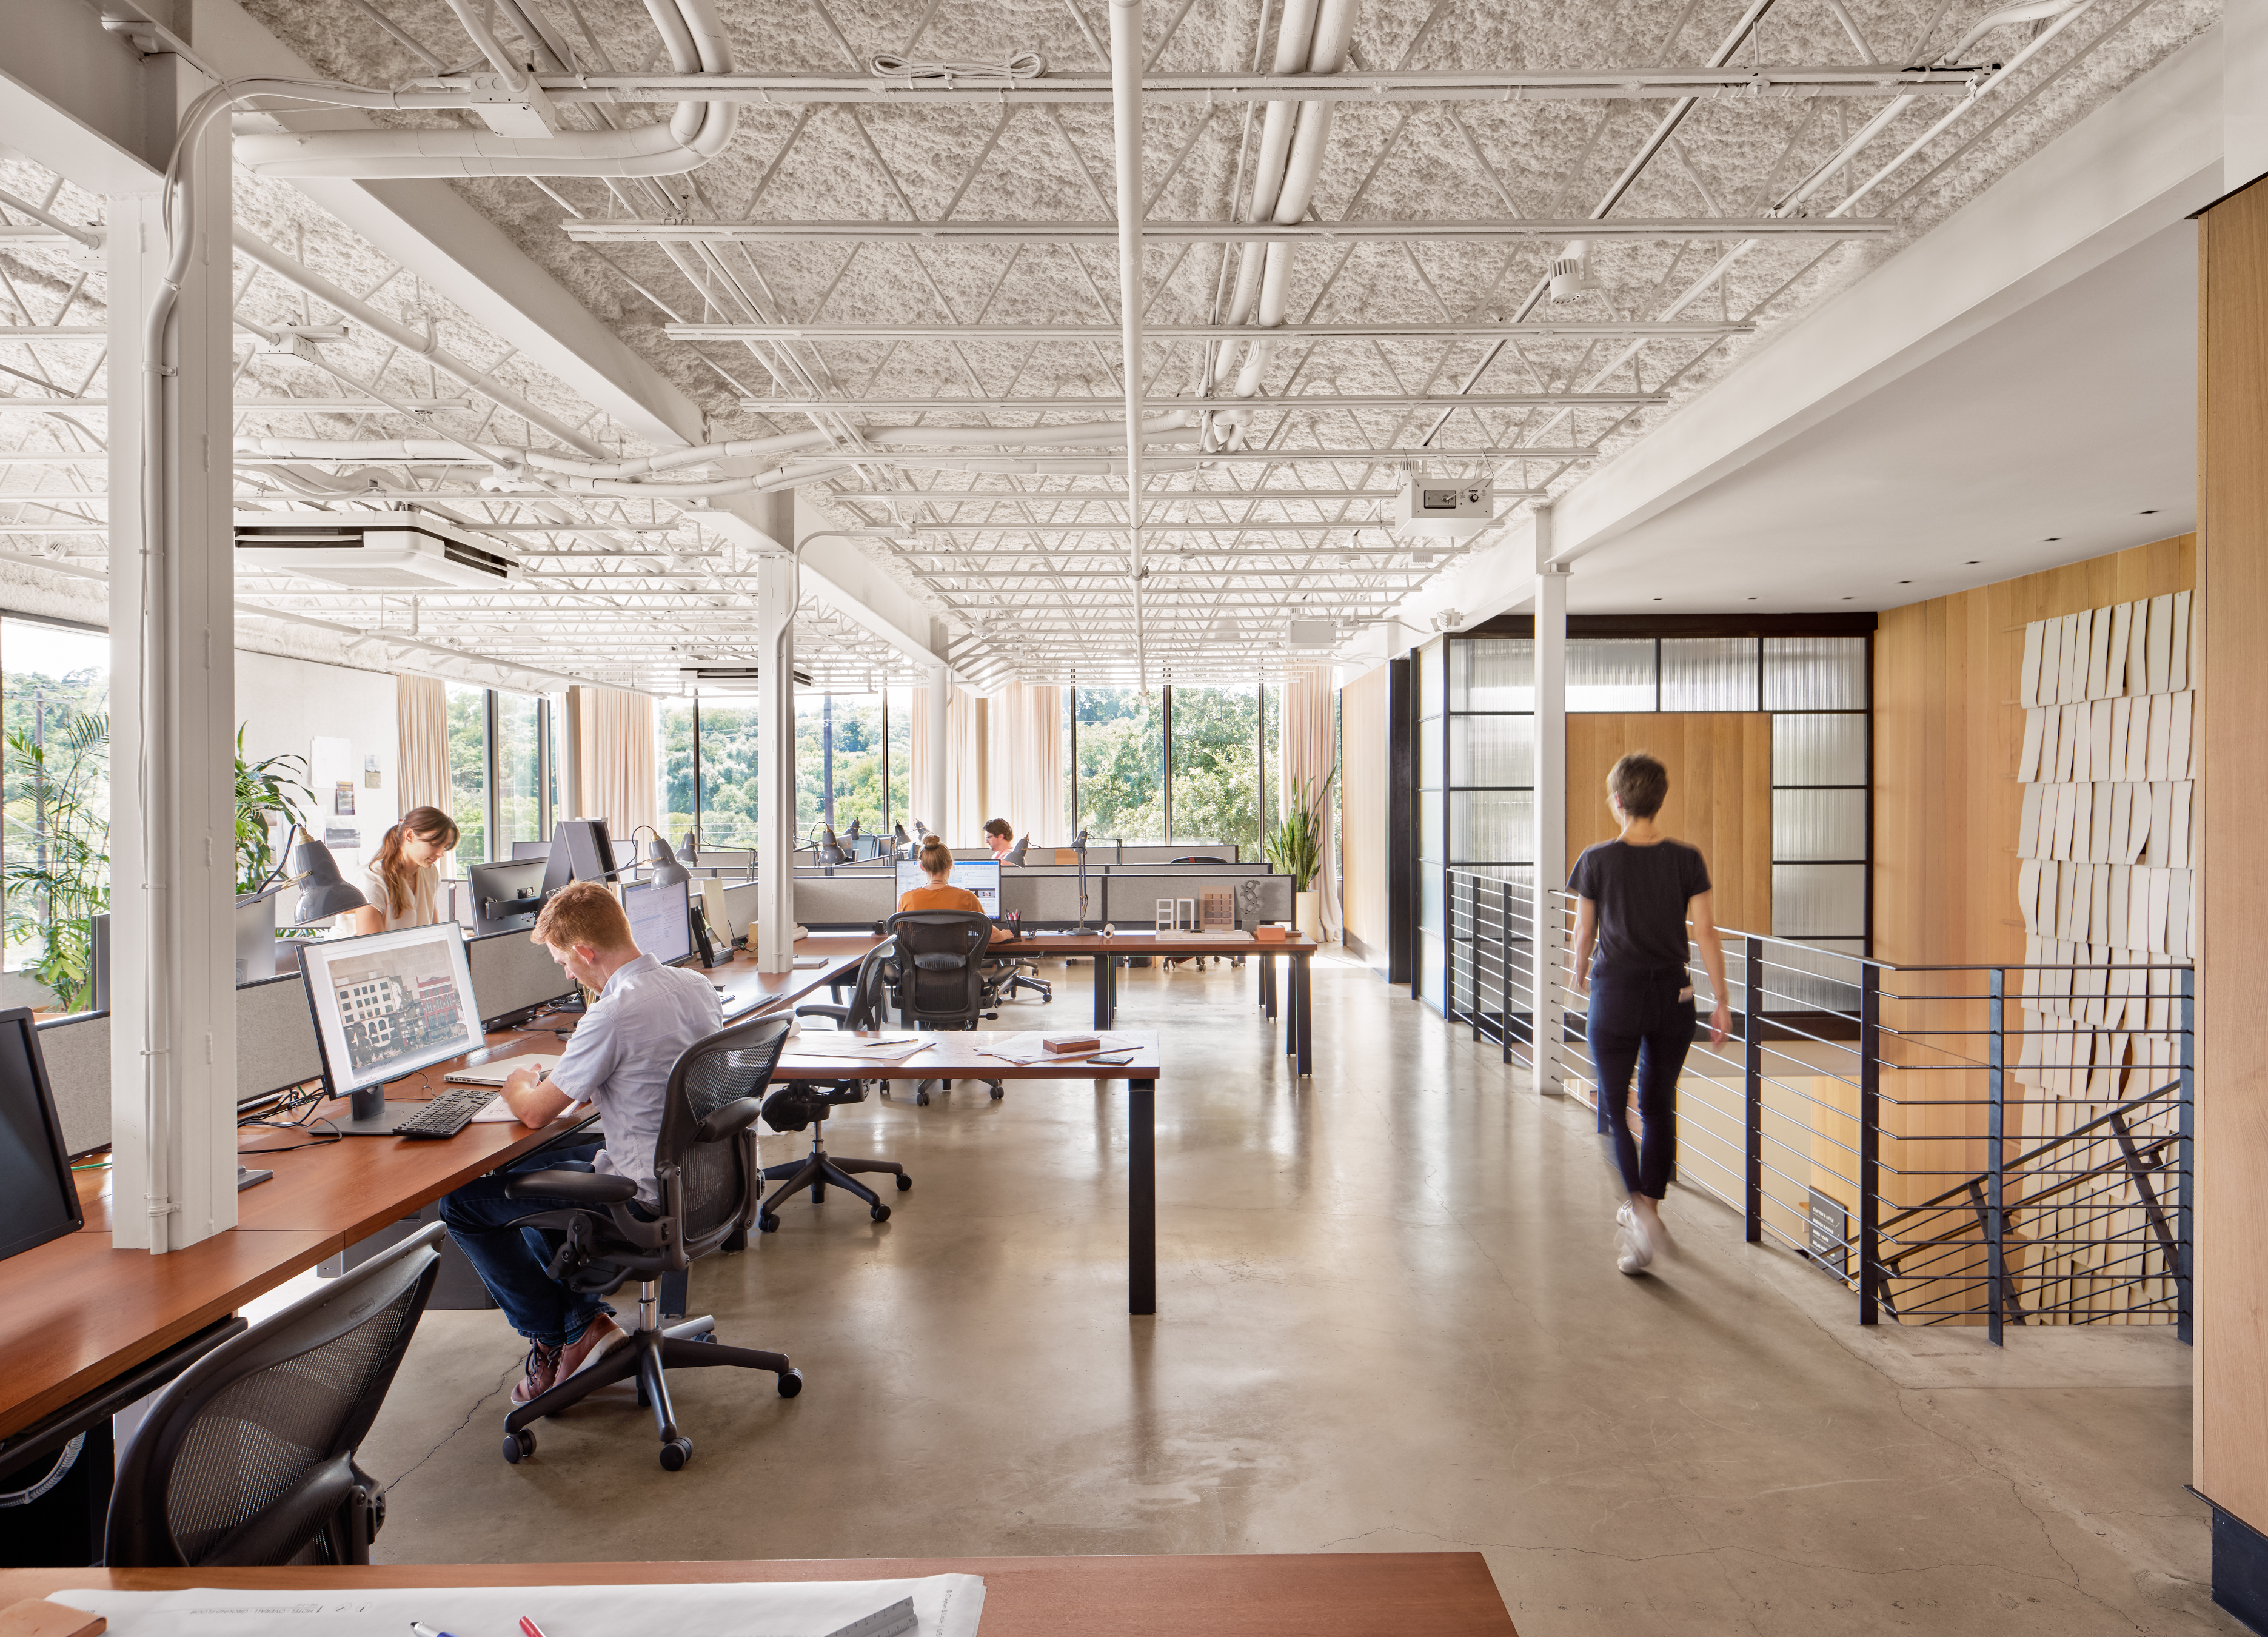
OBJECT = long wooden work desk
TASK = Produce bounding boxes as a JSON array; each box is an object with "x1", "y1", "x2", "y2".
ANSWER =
[
  {"x1": 0, "y1": 1551, "x2": 1520, "y2": 1635},
  {"x1": 1012, "y1": 929, "x2": 1317, "y2": 1075},
  {"x1": 0, "y1": 934, "x2": 882, "y2": 1454}
]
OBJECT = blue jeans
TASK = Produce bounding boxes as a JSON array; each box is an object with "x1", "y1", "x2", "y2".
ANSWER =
[{"x1": 439, "y1": 1142, "x2": 635, "y2": 1348}]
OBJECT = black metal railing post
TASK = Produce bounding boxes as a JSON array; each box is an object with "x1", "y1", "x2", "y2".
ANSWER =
[
  {"x1": 1499, "y1": 882, "x2": 1514, "y2": 1064},
  {"x1": 1469, "y1": 874, "x2": 1482, "y2": 1042},
  {"x1": 1858, "y1": 962, "x2": 1882, "y2": 1326},
  {"x1": 1743, "y1": 934, "x2": 1762, "y2": 1244},
  {"x1": 1987, "y1": 966, "x2": 2005, "y2": 1347},
  {"x1": 2179, "y1": 964, "x2": 2195, "y2": 1345}
]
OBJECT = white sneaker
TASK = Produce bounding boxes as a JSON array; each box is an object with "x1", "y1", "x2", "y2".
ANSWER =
[{"x1": 1615, "y1": 1203, "x2": 1652, "y2": 1276}]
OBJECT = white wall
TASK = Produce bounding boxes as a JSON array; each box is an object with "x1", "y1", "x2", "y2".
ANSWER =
[{"x1": 235, "y1": 651, "x2": 398, "y2": 885}]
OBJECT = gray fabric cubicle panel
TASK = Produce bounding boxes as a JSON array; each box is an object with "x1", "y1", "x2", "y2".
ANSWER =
[
  {"x1": 1116, "y1": 843, "x2": 1243, "y2": 863},
  {"x1": 35, "y1": 1011, "x2": 109, "y2": 1156},
  {"x1": 795, "y1": 872, "x2": 896, "y2": 927},
  {"x1": 1103, "y1": 872, "x2": 1291, "y2": 924},
  {"x1": 469, "y1": 928, "x2": 577, "y2": 1021},
  {"x1": 238, "y1": 973, "x2": 323, "y2": 1102},
  {"x1": 721, "y1": 879, "x2": 763, "y2": 941}
]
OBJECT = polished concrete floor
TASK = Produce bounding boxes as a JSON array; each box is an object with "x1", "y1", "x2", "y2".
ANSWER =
[{"x1": 356, "y1": 955, "x2": 2233, "y2": 1635}]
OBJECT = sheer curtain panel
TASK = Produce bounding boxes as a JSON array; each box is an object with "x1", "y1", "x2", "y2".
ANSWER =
[
  {"x1": 989, "y1": 681, "x2": 1063, "y2": 844},
  {"x1": 396, "y1": 674, "x2": 450, "y2": 815},
  {"x1": 1281, "y1": 665, "x2": 1343, "y2": 940},
  {"x1": 575, "y1": 685, "x2": 660, "y2": 845}
]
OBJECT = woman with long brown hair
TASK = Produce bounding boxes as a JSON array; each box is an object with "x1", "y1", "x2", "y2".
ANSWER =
[{"x1": 347, "y1": 805, "x2": 460, "y2": 936}]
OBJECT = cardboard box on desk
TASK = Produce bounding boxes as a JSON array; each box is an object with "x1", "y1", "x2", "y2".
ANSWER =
[{"x1": 1253, "y1": 923, "x2": 1290, "y2": 943}]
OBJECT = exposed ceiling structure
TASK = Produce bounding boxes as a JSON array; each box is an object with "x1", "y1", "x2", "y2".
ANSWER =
[{"x1": 0, "y1": 0, "x2": 2221, "y2": 694}]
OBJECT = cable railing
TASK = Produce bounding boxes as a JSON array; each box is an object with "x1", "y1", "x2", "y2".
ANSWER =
[{"x1": 1440, "y1": 871, "x2": 2192, "y2": 1342}]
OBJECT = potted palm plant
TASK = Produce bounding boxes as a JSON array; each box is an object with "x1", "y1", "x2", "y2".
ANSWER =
[
  {"x1": 2, "y1": 708, "x2": 109, "y2": 1013},
  {"x1": 1264, "y1": 768, "x2": 1335, "y2": 942}
]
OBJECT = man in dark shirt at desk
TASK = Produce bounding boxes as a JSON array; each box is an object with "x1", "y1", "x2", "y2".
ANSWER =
[{"x1": 439, "y1": 880, "x2": 723, "y2": 1406}]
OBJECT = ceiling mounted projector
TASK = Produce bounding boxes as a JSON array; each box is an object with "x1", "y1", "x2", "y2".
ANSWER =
[
  {"x1": 233, "y1": 510, "x2": 516, "y2": 591},
  {"x1": 1396, "y1": 476, "x2": 1494, "y2": 538}
]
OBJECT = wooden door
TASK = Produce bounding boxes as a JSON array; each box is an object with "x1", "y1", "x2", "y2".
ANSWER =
[{"x1": 1563, "y1": 714, "x2": 1773, "y2": 936}]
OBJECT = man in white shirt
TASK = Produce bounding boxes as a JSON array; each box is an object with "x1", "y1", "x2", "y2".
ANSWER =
[
  {"x1": 439, "y1": 880, "x2": 721, "y2": 1405},
  {"x1": 983, "y1": 818, "x2": 1015, "y2": 862}
]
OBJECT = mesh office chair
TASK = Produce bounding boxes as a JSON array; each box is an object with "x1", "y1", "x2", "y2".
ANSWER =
[
  {"x1": 758, "y1": 937, "x2": 914, "y2": 1231},
  {"x1": 885, "y1": 908, "x2": 1004, "y2": 1104},
  {"x1": 500, "y1": 1013, "x2": 804, "y2": 1472},
  {"x1": 106, "y1": 1224, "x2": 445, "y2": 1567}
]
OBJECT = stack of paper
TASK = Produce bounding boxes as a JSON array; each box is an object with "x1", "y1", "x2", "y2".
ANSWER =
[
  {"x1": 976, "y1": 1031, "x2": 1143, "y2": 1066},
  {"x1": 786, "y1": 1033, "x2": 931, "y2": 1062},
  {"x1": 48, "y1": 1574, "x2": 985, "y2": 1637}
]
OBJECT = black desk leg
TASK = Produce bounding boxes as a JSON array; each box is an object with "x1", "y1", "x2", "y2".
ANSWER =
[
  {"x1": 1129, "y1": 1076, "x2": 1156, "y2": 1315},
  {"x1": 1259, "y1": 952, "x2": 1276, "y2": 1019},
  {"x1": 1092, "y1": 955, "x2": 1108, "y2": 1029},
  {"x1": 1295, "y1": 953, "x2": 1313, "y2": 1076}
]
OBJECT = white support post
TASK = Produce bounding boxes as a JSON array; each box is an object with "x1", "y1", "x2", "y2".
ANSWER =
[
  {"x1": 107, "y1": 99, "x2": 238, "y2": 1250},
  {"x1": 755, "y1": 538, "x2": 797, "y2": 974},
  {"x1": 922, "y1": 663, "x2": 949, "y2": 837},
  {"x1": 1531, "y1": 506, "x2": 1570, "y2": 1097}
]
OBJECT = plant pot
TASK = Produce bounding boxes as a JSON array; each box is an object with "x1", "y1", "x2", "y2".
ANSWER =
[{"x1": 1294, "y1": 889, "x2": 1322, "y2": 943}]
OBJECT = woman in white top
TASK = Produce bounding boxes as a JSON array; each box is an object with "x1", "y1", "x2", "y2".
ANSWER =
[{"x1": 349, "y1": 805, "x2": 460, "y2": 935}]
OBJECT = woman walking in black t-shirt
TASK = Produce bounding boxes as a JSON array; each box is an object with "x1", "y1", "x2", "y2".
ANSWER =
[{"x1": 1568, "y1": 753, "x2": 1729, "y2": 1275}]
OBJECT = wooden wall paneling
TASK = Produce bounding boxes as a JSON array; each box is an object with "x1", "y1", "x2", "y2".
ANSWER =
[
  {"x1": 1338, "y1": 668, "x2": 1388, "y2": 965},
  {"x1": 2197, "y1": 178, "x2": 2268, "y2": 1537},
  {"x1": 1562, "y1": 713, "x2": 1771, "y2": 937}
]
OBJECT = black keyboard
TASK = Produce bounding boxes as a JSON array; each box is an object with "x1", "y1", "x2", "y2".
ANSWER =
[{"x1": 394, "y1": 1086, "x2": 503, "y2": 1139}]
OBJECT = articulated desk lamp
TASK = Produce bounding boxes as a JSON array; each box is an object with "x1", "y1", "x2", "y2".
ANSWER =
[
  {"x1": 1074, "y1": 829, "x2": 1091, "y2": 930},
  {"x1": 891, "y1": 822, "x2": 910, "y2": 859}
]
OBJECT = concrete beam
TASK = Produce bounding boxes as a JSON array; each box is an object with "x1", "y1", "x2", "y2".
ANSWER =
[{"x1": 0, "y1": 0, "x2": 169, "y2": 192}]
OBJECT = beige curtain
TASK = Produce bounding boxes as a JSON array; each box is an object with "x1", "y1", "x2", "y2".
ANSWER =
[
  {"x1": 574, "y1": 685, "x2": 659, "y2": 845},
  {"x1": 988, "y1": 681, "x2": 1063, "y2": 843},
  {"x1": 1280, "y1": 665, "x2": 1342, "y2": 940},
  {"x1": 908, "y1": 686, "x2": 932, "y2": 836},
  {"x1": 395, "y1": 674, "x2": 450, "y2": 815},
  {"x1": 948, "y1": 688, "x2": 987, "y2": 844}
]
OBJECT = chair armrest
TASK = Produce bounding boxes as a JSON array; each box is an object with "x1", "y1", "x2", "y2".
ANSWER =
[
  {"x1": 795, "y1": 1003, "x2": 852, "y2": 1025},
  {"x1": 695, "y1": 1096, "x2": 765, "y2": 1143},
  {"x1": 505, "y1": 1169, "x2": 639, "y2": 1204}
]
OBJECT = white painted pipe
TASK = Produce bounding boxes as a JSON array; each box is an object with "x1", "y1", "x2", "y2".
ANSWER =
[
  {"x1": 1222, "y1": 0, "x2": 1321, "y2": 333},
  {"x1": 235, "y1": 0, "x2": 737, "y2": 179},
  {"x1": 1111, "y1": 0, "x2": 1148, "y2": 689}
]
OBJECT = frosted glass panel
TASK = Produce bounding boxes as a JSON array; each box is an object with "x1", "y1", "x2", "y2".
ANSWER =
[
  {"x1": 1449, "y1": 714, "x2": 1534, "y2": 786},
  {"x1": 1420, "y1": 872, "x2": 1445, "y2": 934},
  {"x1": 1450, "y1": 637, "x2": 1535, "y2": 711},
  {"x1": 1773, "y1": 713, "x2": 1866, "y2": 786},
  {"x1": 1420, "y1": 931, "x2": 1446, "y2": 1011},
  {"x1": 1659, "y1": 638, "x2": 1758, "y2": 711},
  {"x1": 1773, "y1": 789, "x2": 1867, "y2": 860},
  {"x1": 1419, "y1": 637, "x2": 1447, "y2": 720},
  {"x1": 1567, "y1": 638, "x2": 1656, "y2": 712},
  {"x1": 1451, "y1": 791, "x2": 1534, "y2": 862},
  {"x1": 1773, "y1": 863, "x2": 1866, "y2": 937},
  {"x1": 1420, "y1": 791, "x2": 1444, "y2": 862},
  {"x1": 1763, "y1": 636, "x2": 1867, "y2": 709},
  {"x1": 1420, "y1": 720, "x2": 1444, "y2": 789}
]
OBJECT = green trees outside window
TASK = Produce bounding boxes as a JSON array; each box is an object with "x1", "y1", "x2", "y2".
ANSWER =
[
  {"x1": 2, "y1": 620, "x2": 111, "y2": 1006},
  {"x1": 446, "y1": 682, "x2": 489, "y2": 865},
  {"x1": 1072, "y1": 688, "x2": 1163, "y2": 842}
]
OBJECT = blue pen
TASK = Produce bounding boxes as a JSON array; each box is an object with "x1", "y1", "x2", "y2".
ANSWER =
[{"x1": 409, "y1": 1623, "x2": 460, "y2": 1637}]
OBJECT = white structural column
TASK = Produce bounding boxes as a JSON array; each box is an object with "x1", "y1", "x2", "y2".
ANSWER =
[
  {"x1": 753, "y1": 490, "x2": 797, "y2": 974},
  {"x1": 922, "y1": 663, "x2": 949, "y2": 837},
  {"x1": 1530, "y1": 506, "x2": 1569, "y2": 1097},
  {"x1": 107, "y1": 101, "x2": 239, "y2": 1250}
]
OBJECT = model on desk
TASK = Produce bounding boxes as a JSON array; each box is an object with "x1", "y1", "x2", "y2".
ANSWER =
[{"x1": 437, "y1": 882, "x2": 722, "y2": 1408}]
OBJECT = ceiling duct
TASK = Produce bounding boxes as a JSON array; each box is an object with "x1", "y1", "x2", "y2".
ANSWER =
[
  {"x1": 232, "y1": 511, "x2": 517, "y2": 591},
  {"x1": 682, "y1": 665, "x2": 815, "y2": 689}
]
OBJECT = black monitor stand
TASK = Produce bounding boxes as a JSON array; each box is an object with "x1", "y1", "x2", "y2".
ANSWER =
[{"x1": 332, "y1": 1081, "x2": 433, "y2": 1136}]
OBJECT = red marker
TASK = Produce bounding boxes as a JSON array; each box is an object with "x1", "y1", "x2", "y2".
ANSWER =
[{"x1": 520, "y1": 1621, "x2": 548, "y2": 1637}]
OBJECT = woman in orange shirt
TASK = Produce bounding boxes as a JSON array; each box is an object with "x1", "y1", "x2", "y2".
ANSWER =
[{"x1": 898, "y1": 836, "x2": 1010, "y2": 943}]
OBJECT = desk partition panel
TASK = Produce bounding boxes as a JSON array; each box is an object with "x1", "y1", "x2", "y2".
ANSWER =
[
  {"x1": 34, "y1": 1011, "x2": 108, "y2": 1156},
  {"x1": 468, "y1": 927, "x2": 578, "y2": 1025}
]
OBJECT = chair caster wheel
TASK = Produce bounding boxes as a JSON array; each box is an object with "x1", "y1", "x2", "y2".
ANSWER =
[
  {"x1": 896, "y1": 1173, "x2": 913, "y2": 1191},
  {"x1": 758, "y1": 1212, "x2": 781, "y2": 1233},
  {"x1": 988, "y1": 1082, "x2": 1004, "y2": 1099},
  {"x1": 871, "y1": 1203, "x2": 891, "y2": 1222},
  {"x1": 914, "y1": 1090, "x2": 930, "y2": 1105},
  {"x1": 660, "y1": 1437, "x2": 692, "y2": 1471},
  {"x1": 778, "y1": 1367, "x2": 805, "y2": 1398},
  {"x1": 503, "y1": 1429, "x2": 534, "y2": 1464}
]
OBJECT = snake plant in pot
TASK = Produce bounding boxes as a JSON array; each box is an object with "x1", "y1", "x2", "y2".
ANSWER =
[{"x1": 1264, "y1": 768, "x2": 1335, "y2": 942}]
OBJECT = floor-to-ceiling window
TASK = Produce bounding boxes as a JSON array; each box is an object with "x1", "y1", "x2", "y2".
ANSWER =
[
  {"x1": 697, "y1": 697, "x2": 759, "y2": 848},
  {"x1": 1165, "y1": 685, "x2": 1263, "y2": 851},
  {"x1": 1071, "y1": 688, "x2": 1165, "y2": 843},
  {"x1": 822, "y1": 691, "x2": 885, "y2": 835},
  {"x1": 493, "y1": 691, "x2": 543, "y2": 858},
  {"x1": 658, "y1": 699, "x2": 696, "y2": 848},
  {"x1": 885, "y1": 686, "x2": 911, "y2": 837},
  {"x1": 445, "y1": 683, "x2": 489, "y2": 865},
  {"x1": 1, "y1": 616, "x2": 109, "y2": 1006}
]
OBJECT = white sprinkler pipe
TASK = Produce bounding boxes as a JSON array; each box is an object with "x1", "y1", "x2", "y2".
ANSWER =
[{"x1": 1111, "y1": 0, "x2": 1148, "y2": 690}]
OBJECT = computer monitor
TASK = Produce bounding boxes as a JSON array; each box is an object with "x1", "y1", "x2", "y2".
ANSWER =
[
  {"x1": 466, "y1": 857, "x2": 547, "y2": 937},
  {"x1": 510, "y1": 839, "x2": 550, "y2": 861},
  {"x1": 467, "y1": 928, "x2": 578, "y2": 1029},
  {"x1": 0, "y1": 1006, "x2": 81, "y2": 1262},
  {"x1": 298, "y1": 923, "x2": 484, "y2": 1133},
  {"x1": 624, "y1": 876, "x2": 692, "y2": 966},
  {"x1": 542, "y1": 817, "x2": 618, "y2": 892},
  {"x1": 896, "y1": 857, "x2": 1002, "y2": 916}
]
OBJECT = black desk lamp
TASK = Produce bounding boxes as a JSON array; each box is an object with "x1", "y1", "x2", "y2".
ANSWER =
[{"x1": 1074, "y1": 828, "x2": 1090, "y2": 930}]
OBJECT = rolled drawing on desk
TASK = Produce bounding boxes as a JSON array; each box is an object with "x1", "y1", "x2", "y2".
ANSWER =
[{"x1": 47, "y1": 1575, "x2": 985, "y2": 1637}]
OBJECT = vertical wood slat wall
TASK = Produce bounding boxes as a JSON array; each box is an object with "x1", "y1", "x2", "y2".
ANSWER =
[
  {"x1": 2196, "y1": 178, "x2": 2268, "y2": 1541},
  {"x1": 1564, "y1": 713, "x2": 1773, "y2": 938}
]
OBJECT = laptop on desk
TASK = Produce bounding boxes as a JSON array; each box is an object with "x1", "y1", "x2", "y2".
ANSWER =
[{"x1": 444, "y1": 1053, "x2": 563, "y2": 1086}]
